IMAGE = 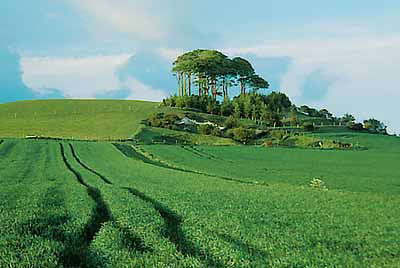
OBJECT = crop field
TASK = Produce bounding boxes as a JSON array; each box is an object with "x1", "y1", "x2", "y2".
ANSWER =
[
  {"x1": 0, "y1": 137, "x2": 399, "y2": 267},
  {"x1": 0, "y1": 100, "x2": 158, "y2": 140}
]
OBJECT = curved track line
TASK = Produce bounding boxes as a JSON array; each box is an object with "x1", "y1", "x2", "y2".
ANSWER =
[
  {"x1": 59, "y1": 143, "x2": 112, "y2": 267},
  {"x1": 125, "y1": 187, "x2": 224, "y2": 267},
  {"x1": 69, "y1": 143, "x2": 113, "y2": 185},
  {"x1": 114, "y1": 143, "x2": 265, "y2": 186}
]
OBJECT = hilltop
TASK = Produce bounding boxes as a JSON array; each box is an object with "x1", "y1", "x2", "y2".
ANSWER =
[{"x1": 0, "y1": 99, "x2": 158, "y2": 140}]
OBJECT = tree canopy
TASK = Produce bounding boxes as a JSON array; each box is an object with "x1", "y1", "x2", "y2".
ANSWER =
[{"x1": 172, "y1": 49, "x2": 269, "y2": 100}]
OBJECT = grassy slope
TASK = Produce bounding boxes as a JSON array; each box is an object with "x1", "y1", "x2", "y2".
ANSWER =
[
  {"x1": 74, "y1": 141, "x2": 400, "y2": 267},
  {"x1": 143, "y1": 133, "x2": 400, "y2": 195},
  {"x1": 0, "y1": 99, "x2": 159, "y2": 140}
]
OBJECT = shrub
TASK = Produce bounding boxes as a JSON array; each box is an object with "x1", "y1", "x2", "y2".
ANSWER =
[
  {"x1": 224, "y1": 116, "x2": 239, "y2": 130},
  {"x1": 347, "y1": 122, "x2": 364, "y2": 131},
  {"x1": 147, "y1": 113, "x2": 164, "y2": 127},
  {"x1": 198, "y1": 124, "x2": 219, "y2": 136},
  {"x1": 303, "y1": 122, "x2": 315, "y2": 132},
  {"x1": 228, "y1": 127, "x2": 256, "y2": 144}
]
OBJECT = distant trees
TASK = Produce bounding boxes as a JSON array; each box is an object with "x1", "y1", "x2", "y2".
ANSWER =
[
  {"x1": 363, "y1": 118, "x2": 387, "y2": 134},
  {"x1": 341, "y1": 113, "x2": 355, "y2": 125},
  {"x1": 172, "y1": 49, "x2": 269, "y2": 100},
  {"x1": 167, "y1": 49, "x2": 391, "y2": 135}
]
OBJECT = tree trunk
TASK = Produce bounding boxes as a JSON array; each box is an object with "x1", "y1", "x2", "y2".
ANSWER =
[
  {"x1": 177, "y1": 72, "x2": 181, "y2": 96},
  {"x1": 197, "y1": 75, "x2": 201, "y2": 96},
  {"x1": 183, "y1": 73, "x2": 187, "y2": 96},
  {"x1": 188, "y1": 73, "x2": 191, "y2": 96},
  {"x1": 211, "y1": 79, "x2": 217, "y2": 100}
]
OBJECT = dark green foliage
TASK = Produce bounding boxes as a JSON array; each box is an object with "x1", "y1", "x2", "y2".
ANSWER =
[
  {"x1": 341, "y1": 113, "x2": 356, "y2": 124},
  {"x1": 363, "y1": 118, "x2": 387, "y2": 134},
  {"x1": 224, "y1": 116, "x2": 239, "y2": 129},
  {"x1": 198, "y1": 124, "x2": 220, "y2": 136},
  {"x1": 303, "y1": 122, "x2": 315, "y2": 131},
  {"x1": 347, "y1": 122, "x2": 364, "y2": 131},
  {"x1": 172, "y1": 49, "x2": 268, "y2": 99},
  {"x1": 147, "y1": 113, "x2": 180, "y2": 129},
  {"x1": 227, "y1": 127, "x2": 256, "y2": 143}
]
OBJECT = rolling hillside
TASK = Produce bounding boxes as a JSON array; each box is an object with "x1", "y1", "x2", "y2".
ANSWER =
[{"x1": 0, "y1": 99, "x2": 159, "y2": 140}]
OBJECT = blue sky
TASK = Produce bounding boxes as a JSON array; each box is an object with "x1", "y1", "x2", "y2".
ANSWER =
[{"x1": 1, "y1": 0, "x2": 400, "y2": 132}]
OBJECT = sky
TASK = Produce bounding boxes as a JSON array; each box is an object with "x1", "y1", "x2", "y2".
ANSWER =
[{"x1": 1, "y1": 0, "x2": 400, "y2": 133}]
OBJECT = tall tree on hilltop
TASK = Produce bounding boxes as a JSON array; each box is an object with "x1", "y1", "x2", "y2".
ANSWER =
[{"x1": 232, "y1": 57, "x2": 255, "y2": 95}]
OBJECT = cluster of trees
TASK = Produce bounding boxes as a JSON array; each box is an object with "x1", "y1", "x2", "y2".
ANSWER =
[
  {"x1": 163, "y1": 92, "x2": 292, "y2": 127},
  {"x1": 340, "y1": 114, "x2": 387, "y2": 134},
  {"x1": 146, "y1": 112, "x2": 262, "y2": 143},
  {"x1": 166, "y1": 49, "x2": 389, "y2": 136},
  {"x1": 172, "y1": 49, "x2": 269, "y2": 100}
]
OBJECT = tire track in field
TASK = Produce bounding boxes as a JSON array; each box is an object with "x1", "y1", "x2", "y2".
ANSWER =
[
  {"x1": 181, "y1": 146, "x2": 212, "y2": 159},
  {"x1": 182, "y1": 145, "x2": 224, "y2": 161},
  {"x1": 0, "y1": 140, "x2": 16, "y2": 159},
  {"x1": 60, "y1": 143, "x2": 112, "y2": 267},
  {"x1": 125, "y1": 187, "x2": 224, "y2": 267},
  {"x1": 69, "y1": 143, "x2": 113, "y2": 185},
  {"x1": 61, "y1": 143, "x2": 152, "y2": 261},
  {"x1": 114, "y1": 143, "x2": 265, "y2": 186}
]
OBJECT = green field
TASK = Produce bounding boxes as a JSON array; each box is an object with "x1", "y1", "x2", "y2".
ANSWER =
[
  {"x1": 0, "y1": 100, "x2": 399, "y2": 267},
  {"x1": 0, "y1": 100, "x2": 158, "y2": 140},
  {"x1": 0, "y1": 136, "x2": 399, "y2": 267}
]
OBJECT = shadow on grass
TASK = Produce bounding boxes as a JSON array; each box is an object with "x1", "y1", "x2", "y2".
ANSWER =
[{"x1": 125, "y1": 187, "x2": 225, "y2": 267}]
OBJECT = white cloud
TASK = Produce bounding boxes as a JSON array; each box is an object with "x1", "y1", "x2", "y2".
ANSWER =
[
  {"x1": 21, "y1": 53, "x2": 167, "y2": 102},
  {"x1": 69, "y1": 0, "x2": 176, "y2": 41},
  {"x1": 224, "y1": 34, "x2": 400, "y2": 133},
  {"x1": 122, "y1": 77, "x2": 167, "y2": 101},
  {"x1": 21, "y1": 54, "x2": 131, "y2": 98}
]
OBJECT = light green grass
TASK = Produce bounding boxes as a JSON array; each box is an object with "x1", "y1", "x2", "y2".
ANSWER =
[
  {"x1": 143, "y1": 133, "x2": 400, "y2": 195},
  {"x1": 0, "y1": 99, "x2": 159, "y2": 140},
  {"x1": 0, "y1": 139, "x2": 399, "y2": 267}
]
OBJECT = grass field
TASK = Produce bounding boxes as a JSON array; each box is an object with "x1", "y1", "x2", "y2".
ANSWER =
[
  {"x1": 0, "y1": 136, "x2": 399, "y2": 267},
  {"x1": 0, "y1": 100, "x2": 158, "y2": 140},
  {"x1": 0, "y1": 100, "x2": 399, "y2": 267}
]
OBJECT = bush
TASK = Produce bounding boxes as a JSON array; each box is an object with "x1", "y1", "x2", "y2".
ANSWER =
[
  {"x1": 147, "y1": 113, "x2": 164, "y2": 127},
  {"x1": 347, "y1": 122, "x2": 363, "y2": 131},
  {"x1": 147, "y1": 113, "x2": 180, "y2": 129},
  {"x1": 271, "y1": 130, "x2": 286, "y2": 140},
  {"x1": 303, "y1": 122, "x2": 314, "y2": 132},
  {"x1": 224, "y1": 116, "x2": 239, "y2": 130},
  {"x1": 227, "y1": 127, "x2": 256, "y2": 144},
  {"x1": 198, "y1": 124, "x2": 220, "y2": 136}
]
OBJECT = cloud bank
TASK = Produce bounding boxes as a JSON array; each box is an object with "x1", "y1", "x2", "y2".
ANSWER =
[{"x1": 21, "y1": 52, "x2": 168, "y2": 102}]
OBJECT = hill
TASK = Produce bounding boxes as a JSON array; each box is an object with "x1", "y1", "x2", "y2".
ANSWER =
[{"x1": 0, "y1": 99, "x2": 159, "y2": 140}]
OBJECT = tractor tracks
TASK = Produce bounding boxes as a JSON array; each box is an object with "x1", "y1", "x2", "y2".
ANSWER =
[
  {"x1": 60, "y1": 143, "x2": 112, "y2": 266},
  {"x1": 114, "y1": 143, "x2": 265, "y2": 186},
  {"x1": 125, "y1": 187, "x2": 224, "y2": 267},
  {"x1": 68, "y1": 143, "x2": 113, "y2": 185},
  {"x1": 60, "y1": 142, "x2": 221, "y2": 266}
]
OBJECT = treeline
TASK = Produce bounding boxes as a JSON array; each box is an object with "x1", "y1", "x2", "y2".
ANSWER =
[
  {"x1": 162, "y1": 93, "x2": 387, "y2": 134},
  {"x1": 163, "y1": 92, "x2": 291, "y2": 126},
  {"x1": 166, "y1": 49, "x2": 388, "y2": 135},
  {"x1": 172, "y1": 49, "x2": 269, "y2": 100}
]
